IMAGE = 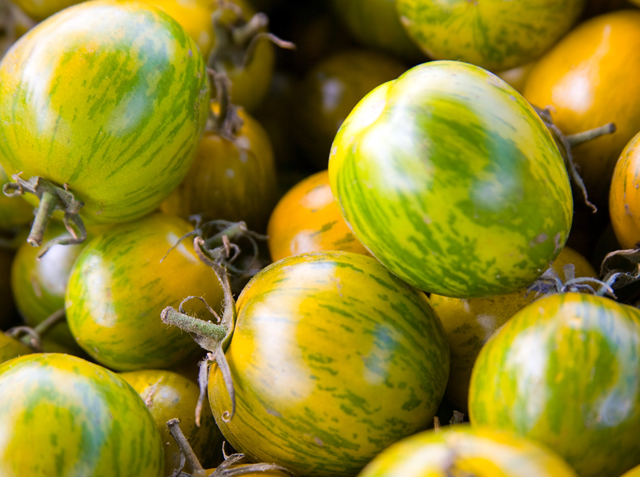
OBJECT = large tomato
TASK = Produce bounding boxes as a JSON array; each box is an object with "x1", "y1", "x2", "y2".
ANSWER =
[
  {"x1": 358, "y1": 426, "x2": 577, "y2": 477},
  {"x1": 207, "y1": 251, "x2": 450, "y2": 477},
  {"x1": 329, "y1": 61, "x2": 573, "y2": 298},
  {"x1": 65, "y1": 213, "x2": 224, "y2": 371},
  {"x1": 396, "y1": 0, "x2": 585, "y2": 71},
  {"x1": 523, "y1": 10, "x2": 640, "y2": 206},
  {"x1": 468, "y1": 292, "x2": 640, "y2": 477},
  {"x1": 0, "y1": 353, "x2": 164, "y2": 476},
  {"x1": 0, "y1": 1, "x2": 209, "y2": 242}
]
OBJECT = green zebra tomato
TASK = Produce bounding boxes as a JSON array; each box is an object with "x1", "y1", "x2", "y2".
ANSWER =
[
  {"x1": 0, "y1": 353, "x2": 164, "y2": 476},
  {"x1": 208, "y1": 251, "x2": 450, "y2": 477},
  {"x1": 65, "y1": 213, "x2": 224, "y2": 371},
  {"x1": 329, "y1": 60, "x2": 572, "y2": 298},
  {"x1": 468, "y1": 293, "x2": 640, "y2": 477},
  {"x1": 0, "y1": 1, "x2": 210, "y2": 240}
]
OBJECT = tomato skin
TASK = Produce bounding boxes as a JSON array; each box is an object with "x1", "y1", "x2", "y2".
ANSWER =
[
  {"x1": 297, "y1": 50, "x2": 407, "y2": 169},
  {"x1": 160, "y1": 106, "x2": 278, "y2": 231},
  {"x1": 329, "y1": 61, "x2": 572, "y2": 298},
  {"x1": 468, "y1": 293, "x2": 640, "y2": 477},
  {"x1": 0, "y1": 353, "x2": 164, "y2": 476},
  {"x1": 120, "y1": 369, "x2": 223, "y2": 475},
  {"x1": 0, "y1": 333, "x2": 32, "y2": 364},
  {"x1": 10, "y1": 0, "x2": 84, "y2": 21},
  {"x1": 610, "y1": 132, "x2": 640, "y2": 249},
  {"x1": 0, "y1": 1, "x2": 210, "y2": 225},
  {"x1": 65, "y1": 213, "x2": 224, "y2": 371},
  {"x1": 267, "y1": 170, "x2": 369, "y2": 261},
  {"x1": 396, "y1": 0, "x2": 585, "y2": 71},
  {"x1": 523, "y1": 10, "x2": 640, "y2": 205},
  {"x1": 358, "y1": 425, "x2": 577, "y2": 477},
  {"x1": 330, "y1": 0, "x2": 423, "y2": 61},
  {"x1": 622, "y1": 465, "x2": 640, "y2": 477},
  {"x1": 431, "y1": 246, "x2": 597, "y2": 412},
  {"x1": 208, "y1": 251, "x2": 449, "y2": 477}
]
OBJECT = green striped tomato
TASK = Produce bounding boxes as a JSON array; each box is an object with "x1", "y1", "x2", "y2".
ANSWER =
[
  {"x1": 0, "y1": 0, "x2": 210, "y2": 226},
  {"x1": 0, "y1": 353, "x2": 164, "y2": 476},
  {"x1": 396, "y1": 0, "x2": 585, "y2": 71},
  {"x1": 329, "y1": 60, "x2": 572, "y2": 298},
  {"x1": 0, "y1": 165, "x2": 32, "y2": 230},
  {"x1": 208, "y1": 251, "x2": 450, "y2": 477},
  {"x1": 358, "y1": 425, "x2": 578, "y2": 477},
  {"x1": 468, "y1": 293, "x2": 640, "y2": 477},
  {"x1": 65, "y1": 213, "x2": 224, "y2": 371}
]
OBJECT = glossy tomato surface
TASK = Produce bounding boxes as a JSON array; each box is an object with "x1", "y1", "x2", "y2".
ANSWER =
[
  {"x1": 121, "y1": 369, "x2": 223, "y2": 475},
  {"x1": 0, "y1": 164, "x2": 32, "y2": 230},
  {"x1": 523, "y1": 10, "x2": 640, "y2": 205},
  {"x1": 610, "y1": 131, "x2": 640, "y2": 249},
  {"x1": 267, "y1": 170, "x2": 369, "y2": 261},
  {"x1": 396, "y1": 0, "x2": 585, "y2": 71},
  {"x1": 329, "y1": 60, "x2": 572, "y2": 298},
  {"x1": 208, "y1": 251, "x2": 450, "y2": 477},
  {"x1": 358, "y1": 425, "x2": 577, "y2": 477},
  {"x1": 0, "y1": 353, "x2": 164, "y2": 476},
  {"x1": 0, "y1": 1, "x2": 210, "y2": 225},
  {"x1": 65, "y1": 213, "x2": 224, "y2": 371},
  {"x1": 469, "y1": 293, "x2": 640, "y2": 477}
]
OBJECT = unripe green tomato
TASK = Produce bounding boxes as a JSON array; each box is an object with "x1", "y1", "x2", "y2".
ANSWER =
[
  {"x1": 0, "y1": 332, "x2": 32, "y2": 364},
  {"x1": 622, "y1": 465, "x2": 640, "y2": 477},
  {"x1": 396, "y1": 0, "x2": 585, "y2": 71},
  {"x1": 10, "y1": 0, "x2": 85, "y2": 21},
  {"x1": 358, "y1": 425, "x2": 578, "y2": 477},
  {"x1": 65, "y1": 213, "x2": 224, "y2": 371},
  {"x1": 121, "y1": 369, "x2": 224, "y2": 476},
  {"x1": 329, "y1": 60, "x2": 573, "y2": 298},
  {"x1": 297, "y1": 49, "x2": 407, "y2": 169},
  {"x1": 0, "y1": 353, "x2": 164, "y2": 476}
]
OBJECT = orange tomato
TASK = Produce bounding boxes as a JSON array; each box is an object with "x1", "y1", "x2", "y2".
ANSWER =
[
  {"x1": 523, "y1": 10, "x2": 640, "y2": 205},
  {"x1": 610, "y1": 131, "x2": 640, "y2": 249},
  {"x1": 267, "y1": 170, "x2": 369, "y2": 261}
]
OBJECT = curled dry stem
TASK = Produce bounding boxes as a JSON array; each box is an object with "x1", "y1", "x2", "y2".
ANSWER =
[
  {"x1": 167, "y1": 418, "x2": 207, "y2": 477},
  {"x1": 3, "y1": 174, "x2": 86, "y2": 255},
  {"x1": 5, "y1": 308, "x2": 66, "y2": 351}
]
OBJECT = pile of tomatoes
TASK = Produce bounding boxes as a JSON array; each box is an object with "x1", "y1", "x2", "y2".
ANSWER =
[{"x1": 1, "y1": 0, "x2": 640, "y2": 476}]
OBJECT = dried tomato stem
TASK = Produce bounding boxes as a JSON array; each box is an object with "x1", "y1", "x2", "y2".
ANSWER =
[
  {"x1": 28, "y1": 189, "x2": 58, "y2": 247},
  {"x1": 566, "y1": 122, "x2": 616, "y2": 148},
  {"x1": 5, "y1": 308, "x2": 66, "y2": 351},
  {"x1": 161, "y1": 307, "x2": 227, "y2": 343},
  {"x1": 166, "y1": 418, "x2": 207, "y2": 477}
]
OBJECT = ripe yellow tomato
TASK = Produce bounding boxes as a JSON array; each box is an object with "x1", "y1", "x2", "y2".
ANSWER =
[
  {"x1": 523, "y1": 10, "x2": 640, "y2": 205},
  {"x1": 267, "y1": 170, "x2": 369, "y2": 261},
  {"x1": 610, "y1": 132, "x2": 640, "y2": 249}
]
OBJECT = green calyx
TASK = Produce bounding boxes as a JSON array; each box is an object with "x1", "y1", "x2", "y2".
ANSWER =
[{"x1": 3, "y1": 174, "x2": 86, "y2": 255}]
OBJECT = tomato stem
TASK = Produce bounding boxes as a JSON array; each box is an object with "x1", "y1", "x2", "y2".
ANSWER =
[
  {"x1": 5, "y1": 308, "x2": 65, "y2": 351},
  {"x1": 161, "y1": 306, "x2": 227, "y2": 343},
  {"x1": 28, "y1": 189, "x2": 58, "y2": 247},
  {"x1": 166, "y1": 418, "x2": 207, "y2": 477},
  {"x1": 567, "y1": 122, "x2": 616, "y2": 148}
]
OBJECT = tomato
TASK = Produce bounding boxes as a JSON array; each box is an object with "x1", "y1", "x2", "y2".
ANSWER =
[
  {"x1": 330, "y1": 0, "x2": 424, "y2": 61},
  {"x1": 120, "y1": 369, "x2": 223, "y2": 476},
  {"x1": 358, "y1": 425, "x2": 578, "y2": 477},
  {"x1": 0, "y1": 164, "x2": 32, "y2": 230},
  {"x1": 495, "y1": 61, "x2": 536, "y2": 94},
  {"x1": 267, "y1": 170, "x2": 369, "y2": 261},
  {"x1": 0, "y1": 247, "x2": 16, "y2": 329},
  {"x1": 329, "y1": 61, "x2": 572, "y2": 298},
  {"x1": 207, "y1": 251, "x2": 449, "y2": 477},
  {"x1": 431, "y1": 246, "x2": 597, "y2": 412},
  {"x1": 622, "y1": 465, "x2": 640, "y2": 477},
  {"x1": 160, "y1": 105, "x2": 278, "y2": 232},
  {"x1": 396, "y1": 0, "x2": 585, "y2": 71},
  {"x1": 0, "y1": 1, "x2": 210, "y2": 245},
  {"x1": 468, "y1": 292, "x2": 640, "y2": 477},
  {"x1": 65, "y1": 213, "x2": 224, "y2": 371},
  {"x1": 0, "y1": 353, "x2": 164, "y2": 476},
  {"x1": 610, "y1": 132, "x2": 640, "y2": 249},
  {"x1": 10, "y1": 0, "x2": 84, "y2": 21},
  {"x1": 523, "y1": 10, "x2": 640, "y2": 206},
  {"x1": 296, "y1": 49, "x2": 407, "y2": 169},
  {"x1": 0, "y1": 332, "x2": 32, "y2": 364},
  {"x1": 10, "y1": 220, "x2": 107, "y2": 350},
  {"x1": 206, "y1": 464, "x2": 291, "y2": 476}
]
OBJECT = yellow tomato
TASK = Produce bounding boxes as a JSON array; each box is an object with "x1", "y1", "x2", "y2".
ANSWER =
[
  {"x1": 610, "y1": 131, "x2": 640, "y2": 249},
  {"x1": 430, "y1": 246, "x2": 596, "y2": 412},
  {"x1": 267, "y1": 170, "x2": 369, "y2": 261},
  {"x1": 523, "y1": 10, "x2": 640, "y2": 205}
]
